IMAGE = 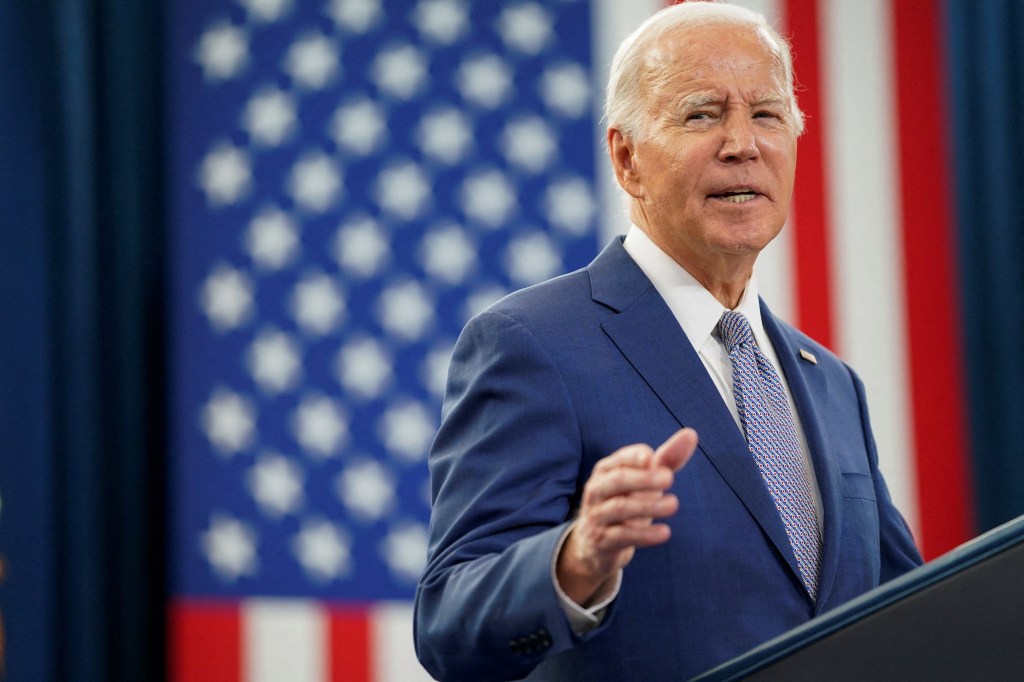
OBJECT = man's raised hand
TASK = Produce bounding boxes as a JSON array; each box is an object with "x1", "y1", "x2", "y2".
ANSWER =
[{"x1": 556, "y1": 428, "x2": 699, "y2": 606}]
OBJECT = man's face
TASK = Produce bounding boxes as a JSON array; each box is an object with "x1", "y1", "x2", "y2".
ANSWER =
[{"x1": 616, "y1": 23, "x2": 798, "y2": 279}]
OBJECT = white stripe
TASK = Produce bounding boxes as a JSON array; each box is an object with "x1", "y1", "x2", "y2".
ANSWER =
[
  {"x1": 244, "y1": 599, "x2": 326, "y2": 682},
  {"x1": 372, "y1": 602, "x2": 435, "y2": 682},
  {"x1": 593, "y1": 0, "x2": 665, "y2": 243},
  {"x1": 820, "y1": 0, "x2": 919, "y2": 532}
]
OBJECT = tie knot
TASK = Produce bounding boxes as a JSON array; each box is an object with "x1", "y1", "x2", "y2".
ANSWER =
[{"x1": 717, "y1": 310, "x2": 754, "y2": 352}]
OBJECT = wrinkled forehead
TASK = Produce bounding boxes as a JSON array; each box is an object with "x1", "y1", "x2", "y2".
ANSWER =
[{"x1": 642, "y1": 22, "x2": 788, "y2": 97}]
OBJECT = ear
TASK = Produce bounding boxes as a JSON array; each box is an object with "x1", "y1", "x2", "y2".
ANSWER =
[{"x1": 607, "y1": 127, "x2": 644, "y2": 199}]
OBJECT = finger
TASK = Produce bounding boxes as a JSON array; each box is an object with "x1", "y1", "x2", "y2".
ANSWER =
[
  {"x1": 577, "y1": 516, "x2": 671, "y2": 557},
  {"x1": 592, "y1": 443, "x2": 655, "y2": 474},
  {"x1": 581, "y1": 521, "x2": 673, "y2": 554},
  {"x1": 585, "y1": 492, "x2": 679, "y2": 527},
  {"x1": 583, "y1": 466, "x2": 672, "y2": 505},
  {"x1": 653, "y1": 427, "x2": 699, "y2": 472}
]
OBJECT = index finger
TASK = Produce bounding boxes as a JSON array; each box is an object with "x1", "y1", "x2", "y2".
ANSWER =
[{"x1": 653, "y1": 428, "x2": 698, "y2": 472}]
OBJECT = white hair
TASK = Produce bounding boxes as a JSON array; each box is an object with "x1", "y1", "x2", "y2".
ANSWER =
[{"x1": 605, "y1": 1, "x2": 804, "y2": 140}]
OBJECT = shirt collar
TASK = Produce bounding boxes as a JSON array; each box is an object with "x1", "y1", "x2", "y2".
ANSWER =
[{"x1": 621, "y1": 225, "x2": 767, "y2": 352}]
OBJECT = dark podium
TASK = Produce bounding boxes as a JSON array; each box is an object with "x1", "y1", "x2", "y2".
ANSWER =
[{"x1": 692, "y1": 515, "x2": 1024, "y2": 681}]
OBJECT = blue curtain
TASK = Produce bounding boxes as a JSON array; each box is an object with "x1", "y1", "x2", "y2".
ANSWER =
[
  {"x1": 947, "y1": 0, "x2": 1024, "y2": 533},
  {"x1": 0, "y1": 1, "x2": 165, "y2": 679}
]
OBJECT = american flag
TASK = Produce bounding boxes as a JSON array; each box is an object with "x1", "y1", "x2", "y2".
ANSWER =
[
  {"x1": 167, "y1": 0, "x2": 972, "y2": 679},
  {"x1": 166, "y1": 0, "x2": 605, "y2": 679}
]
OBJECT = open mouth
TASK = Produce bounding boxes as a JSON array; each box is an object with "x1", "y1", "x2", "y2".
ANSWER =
[{"x1": 710, "y1": 190, "x2": 759, "y2": 204}]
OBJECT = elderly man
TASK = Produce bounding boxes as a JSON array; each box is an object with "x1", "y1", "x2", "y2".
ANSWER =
[{"x1": 414, "y1": 3, "x2": 922, "y2": 680}]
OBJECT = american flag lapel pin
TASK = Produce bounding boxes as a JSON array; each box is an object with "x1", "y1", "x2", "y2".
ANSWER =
[{"x1": 799, "y1": 349, "x2": 818, "y2": 364}]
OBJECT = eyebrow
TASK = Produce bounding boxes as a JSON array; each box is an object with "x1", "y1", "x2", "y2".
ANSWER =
[
  {"x1": 751, "y1": 94, "x2": 789, "y2": 108},
  {"x1": 677, "y1": 93, "x2": 719, "y2": 111},
  {"x1": 675, "y1": 92, "x2": 788, "y2": 112}
]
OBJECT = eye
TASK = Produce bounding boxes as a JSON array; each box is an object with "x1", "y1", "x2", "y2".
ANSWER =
[{"x1": 753, "y1": 107, "x2": 789, "y2": 125}]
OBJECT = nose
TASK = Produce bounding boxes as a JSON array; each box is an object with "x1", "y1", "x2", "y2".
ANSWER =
[{"x1": 718, "y1": 114, "x2": 760, "y2": 162}]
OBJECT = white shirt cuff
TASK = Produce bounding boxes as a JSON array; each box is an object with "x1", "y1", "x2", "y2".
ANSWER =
[{"x1": 551, "y1": 523, "x2": 622, "y2": 635}]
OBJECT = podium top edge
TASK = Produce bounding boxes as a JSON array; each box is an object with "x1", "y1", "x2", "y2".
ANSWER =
[{"x1": 690, "y1": 514, "x2": 1024, "y2": 681}]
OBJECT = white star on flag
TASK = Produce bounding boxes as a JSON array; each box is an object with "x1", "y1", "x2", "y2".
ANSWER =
[
  {"x1": 200, "y1": 264, "x2": 254, "y2": 331},
  {"x1": 372, "y1": 44, "x2": 428, "y2": 100},
  {"x1": 502, "y1": 116, "x2": 558, "y2": 173},
  {"x1": 243, "y1": 87, "x2": 297, "y2": 147},
  {"x1": 376, "y1": 280, "x2": 434, "y2": 341},
  {"x1": 505, "y1": 232, "x2": 562, "y2": 285},
  {"x1": 290, "y1": 272, "x2": 346, "y2": 335},
  {"x1": 199, "y1": 142, "x2": 252, "y2": 206},
  {"x1": 540, "y1": 62, "x2": 591, "y2": 118},
  {"x1": 457, "y1": 54, "x2": 513, "y2": 108},
  {"x1": 380, "y1": 522, "x2": 429, "y2": 583},
  {"x1": 245, "y1": 206, "x2": 301, "y2": 271},
  {"x1": 497, "y1": 3, "x2": 553, "y2": 55},
  {"x1": 291, "y1": 518, "x2": 352, "y2": 582},
  {"x1": 420, "y1": 343, "x2": 454, "y2": 399},
  {"x1": 195, "y1": 23, "x2": 249, "y2": 81},
  {"x1": 201, "y1": 514, "x2": 259, "y2": 581},
  {"x1": 378, "y1": 400, "x2": 435, "y2": 462},
  {"x1": 335, "y1": 336, "x2": 394, "y2": 400},
  {"x1": 419, "y1": 223, "x2": 477, "y2": 285},
  {"x1": 287, "y1": 152, "x2": 343, "y2": 213},
  {"x1": 374, "y1": 161, "x2": 432, "y2": 219},
  {"x1": 333, "y1": 215, "x2": 390, "y2": 278},
  {"x1": 413, "y1": 0, "x2": 468, "y2": 45},
  {"x1": 416, "y1": 108, "x2": 474, "y2": 164},
  {"x1": 239, "y1": 0, "x2": 293, "y2": 23},
  {"x1": 284, "y1": 33, "x2": 341, "y2": 90},
  {"x1": 247, "y1": 327, "x2": 303, "y2": 394},
  {"x1": 331, "y1": 99, "x2": 388, "y2": 156},
  {"x1": 202, "y1": 388, "x2": 258, "y2": 455},
  {"x1": 336, "y1": 458, "x2": 397, "y2": 521},
  {"x1": 546, "y1": 176, "x2": 596, "y2": 235},
  {"x1": 247, "y1": 452, "x2": 306, "y2": 518},
  {"x1": 328, "y1": 0, "x2": 382, "y2": 34},
  {"x1": 461, "y1": 170, "x2": 516, "y2": 228},
  {"x1": 291, "y1": 393, "x2": 348, "y2": 458}
]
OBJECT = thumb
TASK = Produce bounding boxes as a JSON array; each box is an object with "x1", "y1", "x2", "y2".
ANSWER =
[{"x1": 653, "y1": 427, "x2": 698, "y2": 472}]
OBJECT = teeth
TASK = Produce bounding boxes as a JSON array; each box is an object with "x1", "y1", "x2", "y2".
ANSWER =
[{"x1": 721, "y1": 192, "x2": 756, "y2": 203}]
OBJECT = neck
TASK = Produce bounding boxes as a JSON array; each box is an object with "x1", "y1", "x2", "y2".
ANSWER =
[
  {"x1": 631, "y1": 211, "x2": 757, "y2": 309},
  {"x1": 689, "y1": 266, "x2": 750, "y2": 309}
]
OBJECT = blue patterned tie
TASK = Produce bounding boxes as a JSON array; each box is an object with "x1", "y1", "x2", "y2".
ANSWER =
[{"x1": 717, "y1": 310, "x2": 822, "y2": 601}]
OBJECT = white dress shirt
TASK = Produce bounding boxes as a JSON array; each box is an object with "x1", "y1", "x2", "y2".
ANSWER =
[{"x1": 555, "y1": 226, "x2": 823, "y2": 633}]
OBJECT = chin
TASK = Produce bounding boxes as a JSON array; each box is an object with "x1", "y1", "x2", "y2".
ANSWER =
[{"x1": 709, "y1": 227, "x2": 780, "y2": 255}]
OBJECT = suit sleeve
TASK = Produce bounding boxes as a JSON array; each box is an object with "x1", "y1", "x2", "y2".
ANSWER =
[
  {"x1": 851, "y1": 369, "x2": 925, "y2": 580},
  {"x1": 413, "y1": 309, "x2": 609, "y2": 681}
]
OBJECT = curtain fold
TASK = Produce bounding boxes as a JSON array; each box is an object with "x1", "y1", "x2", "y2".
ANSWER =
[
  {"x1": 947, "y1": 0, "x2": 1024, "y2": 533},
  {"x1": 0, "y1": 0, "x2": 166, "y2": 679}
]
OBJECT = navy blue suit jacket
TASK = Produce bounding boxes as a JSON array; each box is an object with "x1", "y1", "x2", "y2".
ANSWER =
[{"x1": 415, "y1": 239, "x2": 922, "y2": 681}]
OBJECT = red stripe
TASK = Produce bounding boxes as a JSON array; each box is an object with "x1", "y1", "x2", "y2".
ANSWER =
[
  {"x1": 329, "y1": 606, "x2": 372, "y2": 682},
  {"x1": 891, "y1": 0, "x2": 974, "y2": 557},
  {"x1": 168, "y1": 601, "x2": 241, "y2": 682},
  {"x1": 783, "y1": 0, "x2": 835, "y2": 349}
]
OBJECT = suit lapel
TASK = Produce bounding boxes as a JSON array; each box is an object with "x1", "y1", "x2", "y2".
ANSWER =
[
  {"x1": 761, "y1": 302, "x2": 844, "y2": 612},
  {"x1": 589, "y1": 241, "x2": 803, "y2": 584}
]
